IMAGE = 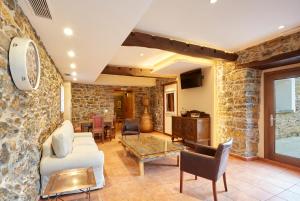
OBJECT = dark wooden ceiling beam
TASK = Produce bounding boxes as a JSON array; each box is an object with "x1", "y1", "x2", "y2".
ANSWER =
[
  {"x1": 237, "y1": 49, "x2": 300, "y2": 70},
  {"x1": 122, "y1": 32, "x2": 238, "y2": 61},
  {"x1": 102, "y1": 65, "x2": 177, "y2": 78}
]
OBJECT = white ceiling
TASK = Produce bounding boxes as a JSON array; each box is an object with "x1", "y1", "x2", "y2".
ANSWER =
[
  {"x1": 109, "y1": 46, "x2": 175, "y2": 68},
  {"x1": 18, "y1": 0, "x2": 152, "y2": 83},
  {"x1": 18, "y1": 0, "x2": 300, "y2": 84},
  {"x1": 135, "y1": 0, "x2": 300, "y2": 52},
  {"x1": 154, "y1": 61, "x2": 211, "y2": 75}
]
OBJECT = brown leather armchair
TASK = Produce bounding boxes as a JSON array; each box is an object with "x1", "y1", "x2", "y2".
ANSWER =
[
  {"x1": 122, "y1": 119, "x2": 140, "y2": 138},
  {"x1": 180, "y1": 139, "x2": 233, "y2": 201}
]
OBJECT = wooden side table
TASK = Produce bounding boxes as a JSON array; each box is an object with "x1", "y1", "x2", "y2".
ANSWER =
[{"x1": 43, "y1": 167, "x2": 96, "y2": 200}]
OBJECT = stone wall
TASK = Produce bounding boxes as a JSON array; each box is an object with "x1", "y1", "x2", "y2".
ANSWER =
[
  {"x1": 71, "y1": 84, "x2": 151, "y2": 124},
  {"x1": 275, "y1": 78, "x2": 300, "y2": 139},
  {"x1": 237, "y1": 31, "x2": 300, "y2": 65},
  {"x1": 215, "y1": 31, "x2": 300, "y2": 157},
  {"x1": 215, "y1": 61, "x2": 261, "y2": 157},
  {"x1": 72, "y1": 78, "x2": 175, "y2": 132},
  {"x1": 0, "y1": 1, "x2": 63, "y2": 201}
]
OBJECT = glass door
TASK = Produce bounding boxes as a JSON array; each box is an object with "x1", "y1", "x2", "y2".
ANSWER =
[{"x1": 265, "y1": 67, "x2": 300, "y2": 167}]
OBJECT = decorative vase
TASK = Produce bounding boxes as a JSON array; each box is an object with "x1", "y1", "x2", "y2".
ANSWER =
[{"x1": 140, "y1": 96, "x2": 153, "y2": 132}]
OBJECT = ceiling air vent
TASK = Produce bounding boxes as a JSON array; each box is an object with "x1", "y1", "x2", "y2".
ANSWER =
[
  {"x1": 26, "y1": 0, "x2": 52, "y2": 19},
  {"x1": 64, "y1": 73, "x2": 71, "y2": 77}
]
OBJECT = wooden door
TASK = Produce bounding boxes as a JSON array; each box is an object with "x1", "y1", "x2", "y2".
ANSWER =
[
  {"x1": 163, "y1": 82, "x2": 178, "y2": 134},
  {"x1": 124, "y1": 92, "x2": 135, "y2": 119},
  {"x1": 264, "y1": 67, "x2": 300, "y2": 167}
]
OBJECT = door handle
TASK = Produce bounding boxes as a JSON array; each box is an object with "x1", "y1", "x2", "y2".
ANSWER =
[{"x1": 270, "y1": 114, "x2": 275, "y2": 127}]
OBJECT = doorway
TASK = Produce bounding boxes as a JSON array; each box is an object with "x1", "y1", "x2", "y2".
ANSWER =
[
  {"x1": 264, "y1": 67, "x2": 300, "y2": 167},
  {"x1": 113, "y1": 90, "x2": 135, "y2": 131},
  {"x1": 163, "y1": 82, "x2": 178, "y2": 135}
]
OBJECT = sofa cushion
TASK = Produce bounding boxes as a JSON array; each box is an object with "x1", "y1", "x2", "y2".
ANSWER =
[
  {"x1": 52, "y1": 129, "x2": 71, "y2": 158},
  {"x1": 40, "y1": 150, "x2": 104, "y2": 176},
  {"x1": 74, "y1": 132, "x2": 93, "y2": 138},
  {"x1": 42, "y1": 134, "x2": 53, "y2": 157},
  {"x1": 73, "y1": 137, "x2": 96, "y2": 146},
  {"x1": 61, "y1": 120, "x2": 75, "y2": 153},
  {"x1": 72, "y1": 143, "x2": 99, "y2": 154}
]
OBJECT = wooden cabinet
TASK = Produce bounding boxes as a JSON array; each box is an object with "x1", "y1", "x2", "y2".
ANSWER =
[{"x1": 172, "y1": 116, "x2": 210, "y2": 145}]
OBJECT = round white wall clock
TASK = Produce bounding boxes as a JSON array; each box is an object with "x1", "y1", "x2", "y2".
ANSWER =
[{"x1": 9, "y1": 37, "x2": 41, "y2": 90}]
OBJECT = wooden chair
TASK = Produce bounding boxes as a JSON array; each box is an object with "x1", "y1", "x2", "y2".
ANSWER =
[
  {"x1": 180, "y1": 139, "x2": 233, "y2": 201},
  {"x1": 92, "y1": 115, "x2": 104, "y2": 142}
]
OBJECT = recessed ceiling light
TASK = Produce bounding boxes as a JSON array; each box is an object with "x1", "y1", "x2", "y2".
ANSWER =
[
  {"x1": 73, "y1": 77, "x2": 77, "y2": 81},
  {"x1": 64, "y1": 27, "x2": 73, "y2": 36},
  {"x1": 140, "y1": 53, "x2": 144, "y2": 57},
  {"x1": 210, "y1": 0, "x2": 217, "y2": 4},
  {"x1": 278, "y1": 25, "x2": 285, "y2": 30},
  {"x1": 71, "y1": 72, "x2": 77, "y2": 76},
  {"x1": 70, "y1": 63, "x2": 76, "y2": 69},
  {"x1": 67, "y1": 50, "x2": 75, "y2": 58}
]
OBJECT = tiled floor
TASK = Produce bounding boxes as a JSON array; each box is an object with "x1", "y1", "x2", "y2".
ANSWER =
[
  {"x1": 276, "y1": 137, "x2": 300, "y2": 158},
  {"x1": 44, "y1": 132, "x2": 300, "y2": 201}
]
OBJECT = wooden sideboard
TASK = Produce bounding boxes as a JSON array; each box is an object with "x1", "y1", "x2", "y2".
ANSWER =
[{"x1": 172, "y1": 116, "x2": 210, "y2": 145}]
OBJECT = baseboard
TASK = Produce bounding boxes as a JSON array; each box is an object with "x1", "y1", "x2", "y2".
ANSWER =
[
  {"x1": 257, "y1": 157, "x2": 300, "y2": 171},
  {"x1": 163, "y1": 132, "x2": 172, "y2": 137},
  {"x1": 229, "y1": 153, "x2": 259, "y2": 161}
]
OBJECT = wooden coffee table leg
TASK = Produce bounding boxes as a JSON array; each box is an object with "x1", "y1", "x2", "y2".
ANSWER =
[
  {"x1": 139, "y1": 161, "x2": 144, "y2": 176},
  {"x1": 177, "y1": 155, "x2": 180, "y2": 167}
]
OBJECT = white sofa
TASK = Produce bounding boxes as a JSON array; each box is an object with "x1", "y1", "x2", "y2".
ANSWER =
[{"x1": 40, "y1": 120, "x2": 105, "y2": 195}]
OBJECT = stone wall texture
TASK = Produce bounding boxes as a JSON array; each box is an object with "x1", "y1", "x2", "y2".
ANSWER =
[
  {"x1": 72, "y1": 78, "x2": 175, "y2": 132},
  {"x1": 237, "y1": 31, "x2": 300, "y2": 65},
  {"x1": 275, "y1": 78, "x2": 300, "y2": 139},
  {"x1": 215, "y1": 61, "x2": 261, "y2": 157},
  {"x1": 71, "y1": 84, "x2": 151, "y2": 124},
  {"x1": 0, "y1": 1, "x2": 63, "y2": 201},
  {"x1": 216, "y1": 31, "x2": 300, "y2": 157}
]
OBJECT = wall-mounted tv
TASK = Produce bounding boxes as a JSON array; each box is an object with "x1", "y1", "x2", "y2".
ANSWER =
[{"x1": 180, "y1": 69, "x2": 203, "y2": 89}]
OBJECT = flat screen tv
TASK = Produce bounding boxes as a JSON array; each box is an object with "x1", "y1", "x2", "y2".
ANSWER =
[{"x1": 180, "y1": 69, "x2": 203, "y2": 89}]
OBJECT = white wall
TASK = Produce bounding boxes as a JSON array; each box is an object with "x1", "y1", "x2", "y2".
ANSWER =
[
  {"x1": 177, "y1": 67, "x2": 215, "y2": 144},
  {"x1": 63, "y1": 82, "x2": 72, "y2": 121},
  {"x1": 164, "y1": 83, "x2": 178, "y2": 134}
]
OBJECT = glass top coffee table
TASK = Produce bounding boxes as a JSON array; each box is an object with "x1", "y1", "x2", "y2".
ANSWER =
[
  {"x1": 120, "y1": 135, "x2": 184, "y2": 176},
  {"x1": 43, "y1": 167, "x2": 96, "y2": 200}
]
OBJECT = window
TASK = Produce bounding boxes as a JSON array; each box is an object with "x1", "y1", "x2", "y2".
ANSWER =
[
  {"x1": 166, "y1": 92, "x2": 175, "y2": 112},
  {"x1": 275, "y1": 78, "x2": 296, "y2": 113}
]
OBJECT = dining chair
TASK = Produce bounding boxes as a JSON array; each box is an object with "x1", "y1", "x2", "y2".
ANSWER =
[{"x1": 92, "y1": 115, "x2": 104, "y2": 142}]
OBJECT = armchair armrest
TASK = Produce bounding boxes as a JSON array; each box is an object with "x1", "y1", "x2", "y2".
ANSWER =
[
  {"x1": 180, "y1": 150, "x2": 217, "y2": 180},
  {"x1": 194, "y1": 144, "x2": 217, "y2": 156}
]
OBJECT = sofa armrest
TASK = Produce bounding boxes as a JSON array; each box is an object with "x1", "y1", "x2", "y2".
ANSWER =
[
  {"x1": 74, "y1": 132, "x2": 93, "y2": 138},
  {"x1": 180, "y1": 150, "x2": 217, "y2": 180},
  {"x1": 40, "y1": 151, "x2": 104, "y2": 176}
]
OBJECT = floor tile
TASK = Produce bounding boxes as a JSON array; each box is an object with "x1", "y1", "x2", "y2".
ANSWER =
[{"x1": 40, "y1": 132, "x2": 300, "y2": 201}]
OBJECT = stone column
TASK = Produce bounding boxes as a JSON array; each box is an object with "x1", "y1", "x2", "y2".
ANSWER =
[{"x1": 215, "y1": 61, "x2": 261, "y2": 157}]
